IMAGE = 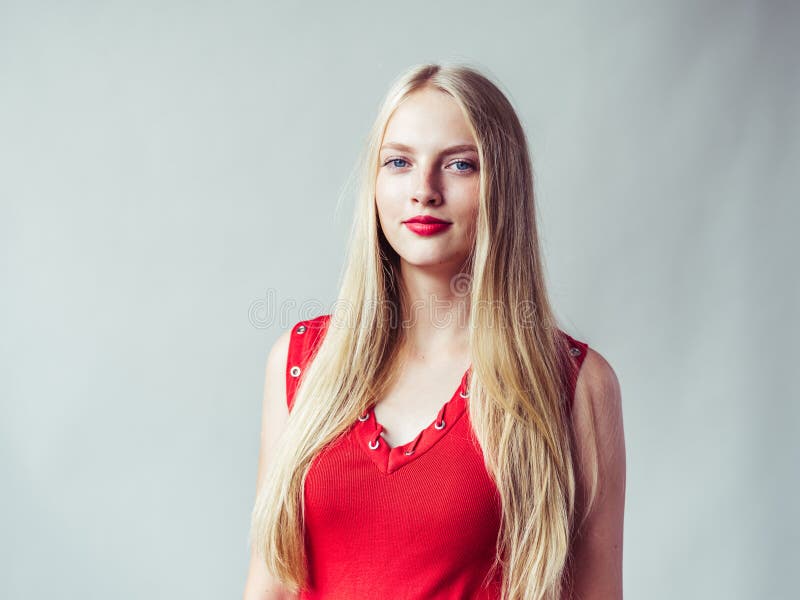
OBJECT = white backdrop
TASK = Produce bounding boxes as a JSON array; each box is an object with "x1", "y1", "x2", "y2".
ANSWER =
[{"x1": 1, "y1": 1, "x2": 797, "y2": 598}]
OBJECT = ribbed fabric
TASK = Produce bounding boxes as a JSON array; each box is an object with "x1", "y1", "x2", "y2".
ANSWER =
[{"x1": 285, "y1": 314, "x2": 589, "y2": 600}]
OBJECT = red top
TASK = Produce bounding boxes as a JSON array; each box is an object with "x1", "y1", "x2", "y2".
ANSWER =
[{"x1": 285, "y1": 314, "x2": 589, "y2": 600}]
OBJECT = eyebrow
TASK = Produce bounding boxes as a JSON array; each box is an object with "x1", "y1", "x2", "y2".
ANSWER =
[{"x1": 379, "y1": 142, "x2": 478, "y2": 155}]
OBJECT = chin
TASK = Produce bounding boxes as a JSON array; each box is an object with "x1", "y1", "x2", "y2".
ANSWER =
[{"x1": 399, "y1": 251, "x2": 461, "y2": 268}]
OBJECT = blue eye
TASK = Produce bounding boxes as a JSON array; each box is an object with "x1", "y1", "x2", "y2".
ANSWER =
[
  {"x1": 452, "y1": 160, "x2": 475, "y2": 172},
  {"x1": 385, "y1": 158, "x2": 409, "y2": 169}
]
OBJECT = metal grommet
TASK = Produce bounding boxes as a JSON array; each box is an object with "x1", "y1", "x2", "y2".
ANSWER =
[
  {"x1": 434, "y1": 419, "x2": 445, "y2": 430},
  {"x1": 357, "y1": 412, "x2": 369, "y2": 422},
  {"x1": 459, "y1": 389, "x2": 469, "y2": 398},
  {"x1": 296, "y1": 325, "x2": 307, "y2": 334},
  {"x1": 368, "y1": 438, "x2": 380, "y2": 450},
  {"x1": 569, "y1": 346, "x2": 581, "y2": 357},
  {"x1": 404, "y1": 449, "x2": 415, "y2": 455},
  {"x1": 289, "y1": 365, "x2": 301, "y2": 377}
]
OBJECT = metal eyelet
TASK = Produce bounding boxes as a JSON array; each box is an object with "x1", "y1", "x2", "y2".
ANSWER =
[
  {"x1": 404, "y1": 449, "x2": 415, "y2": 455},
  {"x1": 368, "y1": 438, "x2": 380, "y2": 450},
  {"x1": 357, "y1": 412, "x2": 369, "y2": 421},
  {"x1": 289, "y1": 366, "x2": 301, "y2": 377},
  {"x1": 296, "y1": 325, "x2": 307, "y2": 334},
  {"x1": 459, "y1": 389, "x2": 469, "y2": 398},
  {"x1": 569, "y1": 346, "x2": 581, "y2": 357},
  {"x1": 434, "y1": 419, "x2": 445, "y2": 430}
]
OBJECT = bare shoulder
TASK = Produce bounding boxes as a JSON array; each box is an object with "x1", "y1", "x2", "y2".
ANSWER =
[
  {"x1": 255, "y1": 327, "x2": 294, "y2": 490},
  {"x1": 568, "y1": 346, "x2": 626, "y2": 599},
  {"x1": 265, "y1": 328, "x2": 293, "y2": 390},
  {"x1": 572, "y1": 347, "x2": 624, "y2": 454},
  {"x1": 575, "y1": 347, "x2": 621, "y2": 412},
  {"x1": 572, "y1": 344, "x2": 625, "y2": 484}
]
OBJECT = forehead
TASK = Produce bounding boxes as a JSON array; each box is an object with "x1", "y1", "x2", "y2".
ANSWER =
[{"x1": 381, "y1": 87, "x2": 476, "y2": 150}]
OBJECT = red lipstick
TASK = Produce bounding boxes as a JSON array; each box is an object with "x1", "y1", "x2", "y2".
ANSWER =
[{"x1": 402, "y1": 214, "x2": 452, "y2": 236}]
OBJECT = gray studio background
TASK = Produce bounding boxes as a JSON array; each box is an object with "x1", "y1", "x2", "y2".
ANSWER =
[{"x1": 1, "y1": 1, "x2": 797, "y2": 598}]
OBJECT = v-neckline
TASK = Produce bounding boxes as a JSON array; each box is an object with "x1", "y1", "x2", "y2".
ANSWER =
[{"x1": 354, "y1": 365, "x2": 472, "y2": 475}]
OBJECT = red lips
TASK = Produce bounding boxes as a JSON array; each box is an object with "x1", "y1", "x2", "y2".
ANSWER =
[
  {"x1": 403, "y1": 215, "x2": 451, "y2": 225},
  {"x1": 403, "y1": 214, "x2": 452, "y2": 236}
]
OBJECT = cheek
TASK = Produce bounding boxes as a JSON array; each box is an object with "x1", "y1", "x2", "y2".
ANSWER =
[
  {"x1": 460, "y1": 200, "x2": 480, "y2": 241},
  {"x1": 375, "y1": 172, "x2": 396, "y2": 200},
  {"x1": 375, "y1": 179, "x2": 402, "y2": 221},
  {"x1": 454, "y1": 182, "x2": 479, "y2": 218},
  {"x1": 462, "y1": 177, "x2": 480, "y2": 203},
  {"x1": 374, "y1": 193, "x2": 394, "y2": 233}
]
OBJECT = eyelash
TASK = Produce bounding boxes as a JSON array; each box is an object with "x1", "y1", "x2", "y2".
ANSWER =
[{"x1": 382, "y1": 158, "x2": 477, "y2": 173}]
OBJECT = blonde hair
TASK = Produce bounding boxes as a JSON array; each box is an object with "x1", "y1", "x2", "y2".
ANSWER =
[{"x1": 249, "y1": 62, "x2": 600, "y2": 600}]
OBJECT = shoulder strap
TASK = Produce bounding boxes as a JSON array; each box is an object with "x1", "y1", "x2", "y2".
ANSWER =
[
  {"x1": 558, "y1": 330, "x2": 589, "y2": 413},
  {"x1": 285, "y1": 314, "x2": 332, "y2": 412}
]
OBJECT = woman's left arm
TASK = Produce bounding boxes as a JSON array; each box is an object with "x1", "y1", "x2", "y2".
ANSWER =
[{"x1": 565, "y1": 347, "x2": 627, "y2": 599}]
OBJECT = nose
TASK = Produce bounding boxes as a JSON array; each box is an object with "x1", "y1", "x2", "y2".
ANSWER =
[{"x1": 412, "y1": 163, "x2": 443, "y2": 206}]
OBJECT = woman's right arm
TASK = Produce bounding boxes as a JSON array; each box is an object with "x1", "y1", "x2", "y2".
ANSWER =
[{"x1": 242, "y1": 328, "x2": 299, "y2": 600}]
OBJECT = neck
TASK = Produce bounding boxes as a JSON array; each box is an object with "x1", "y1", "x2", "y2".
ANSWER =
[{"x1": 395, "y1": 260, "x2": 472, "y2": 363}]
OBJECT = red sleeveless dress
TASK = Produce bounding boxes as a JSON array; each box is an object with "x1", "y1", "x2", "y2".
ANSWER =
[{"x1": 285, "y1": 314, "x2": 588, "y2": 600}]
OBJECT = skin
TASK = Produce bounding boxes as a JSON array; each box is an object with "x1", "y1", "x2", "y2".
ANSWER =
[{"x1": 243, "y1": 85, "x2": 625, "y2": 599}]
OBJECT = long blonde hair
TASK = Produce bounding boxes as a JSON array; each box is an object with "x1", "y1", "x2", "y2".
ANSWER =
[{"x1": 249, "y1": 62, "x2": 600, "y2": 600}]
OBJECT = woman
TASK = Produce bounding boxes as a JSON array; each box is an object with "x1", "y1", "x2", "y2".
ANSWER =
[{"x1": 243, "y1": 63, "x2": 626, "y2": 600}]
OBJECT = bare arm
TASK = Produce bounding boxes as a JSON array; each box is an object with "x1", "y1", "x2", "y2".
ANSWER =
[
  {"x1": 565, "y1": 347, "x2": 626, "y2": 599},
  {"x1": 242, "y1": 328, "x2": 299, "y2": 600}
]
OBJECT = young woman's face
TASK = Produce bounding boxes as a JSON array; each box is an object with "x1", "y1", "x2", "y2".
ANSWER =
[{"x1": 376, "y1": 87, "x2": 480, "y2": 275}]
